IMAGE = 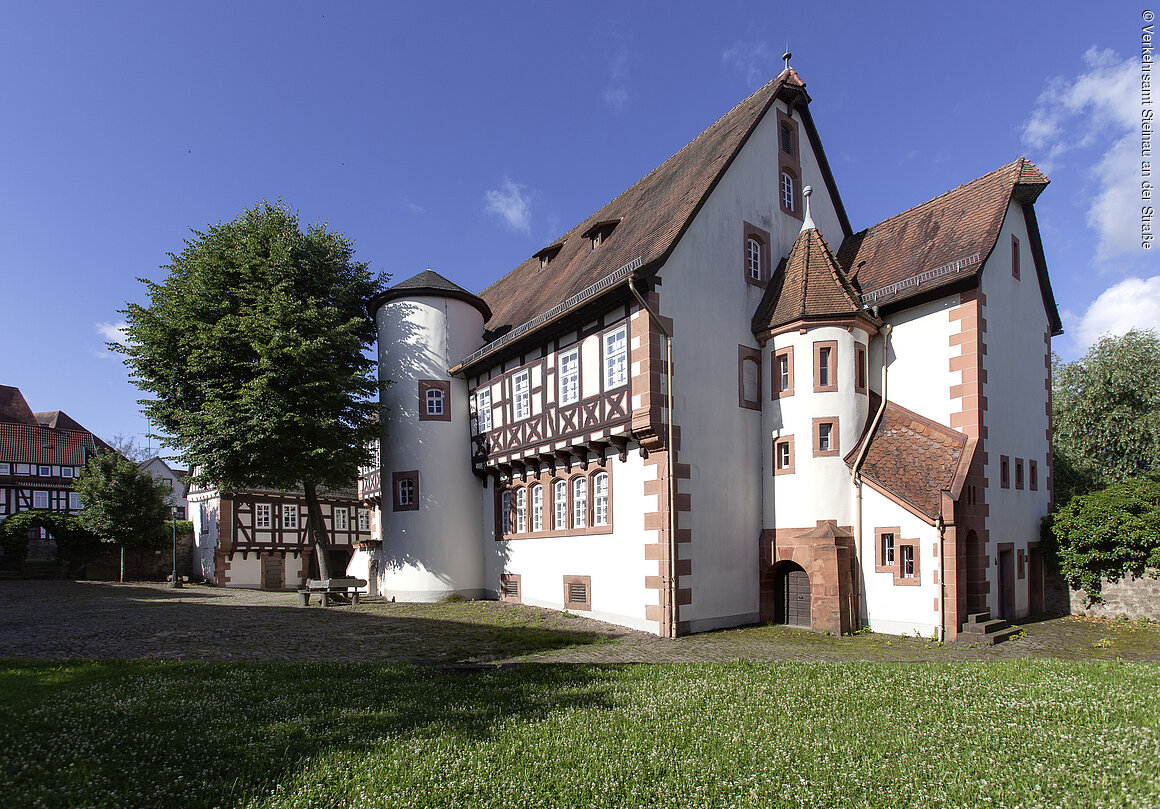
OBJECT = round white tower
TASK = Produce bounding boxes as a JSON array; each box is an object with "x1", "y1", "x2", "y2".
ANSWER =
[{"x1": 370, "y1": 270, "x2": 490, "y2": 600}]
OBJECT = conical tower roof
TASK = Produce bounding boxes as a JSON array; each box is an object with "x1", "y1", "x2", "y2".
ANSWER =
[{"x1": 368, "y1": 269, "x2": 491, "y2": 321}]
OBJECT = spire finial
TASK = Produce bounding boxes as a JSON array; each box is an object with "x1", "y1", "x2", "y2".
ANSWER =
[
  {"x1": 800, "y1": 185, "x2": 815, "y2": 232},
  {"x1": 783, "y1": 44, "x2": 791, "y2": 72}
]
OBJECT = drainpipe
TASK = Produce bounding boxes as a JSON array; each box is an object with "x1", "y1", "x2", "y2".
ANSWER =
[
  {"x1": 628, "y1": 279, "x2": 677, "y2": 639},
  {"x1": 851, "y1": 321, "x2": 892, "y2": 629},
  {"x1": 937, "y1": 514, "x2": 946, "y2": 642}
]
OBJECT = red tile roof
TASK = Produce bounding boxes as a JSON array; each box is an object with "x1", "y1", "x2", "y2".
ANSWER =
[
  {"x1": 476, "y1": 69, "x2": 839, "y2": 338},
  {"x1": 0, "y1": 423, "x2": 96, "y2": 466},
  {"x1": 753, "y1": 225, "x2": 863, "y2": 334},
  {"x1": 0, "y1": 386, "x2": 37, "y2": 425},
  {"x1": 845, "y1": 400, "x2": 974, "y2": 521},
  {"x1": 837, "y1": 158, "x2": 1054, "y2": 315}
]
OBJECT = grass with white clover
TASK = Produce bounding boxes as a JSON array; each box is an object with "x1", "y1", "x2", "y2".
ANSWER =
[{"x1": 0, "y1": 659, "x2": 1157, "y2": 808}]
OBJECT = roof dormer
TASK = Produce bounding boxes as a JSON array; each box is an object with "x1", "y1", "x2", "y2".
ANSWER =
[
  {"x1": 582, "y1": 219, "x2": 621, "y2": 251},
  {"x1": 534, "y1": 240, "x2": 565, "y2": 271}
]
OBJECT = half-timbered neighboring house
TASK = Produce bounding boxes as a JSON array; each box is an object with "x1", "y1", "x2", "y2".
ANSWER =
[
  {"x1": 372, "y1": 64, "x2": 1060, "y2": 639},
  {"x1": 0, "y1": 385, "x2": 112, "y2": 560},
  {"x1": 187, "y1": 474, "x2": 377, "y2": 589}
]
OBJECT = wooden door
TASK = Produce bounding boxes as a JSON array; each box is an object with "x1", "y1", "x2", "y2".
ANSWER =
[
  {"x1": 785, "y1": 569, "x2": 811, "y2": 627},
  {"x1": 262, "y1": 555, "x2": 284, "y2": 590},
  {"x1": 998, "y1": 549, "x2": 1015, "y2": 620}
]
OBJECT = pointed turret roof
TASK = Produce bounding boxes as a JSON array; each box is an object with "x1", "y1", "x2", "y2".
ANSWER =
[
  {"x1": 368, "y1": 269, "x2": 491, "y2": 321},
  {"x1": 752, "y1": 223, "x2": 864, "y2": 336}
]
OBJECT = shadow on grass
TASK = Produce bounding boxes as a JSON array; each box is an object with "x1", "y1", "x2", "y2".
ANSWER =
[{"x1": 0, "y1": 659, "x2": 622, "y2": 809}]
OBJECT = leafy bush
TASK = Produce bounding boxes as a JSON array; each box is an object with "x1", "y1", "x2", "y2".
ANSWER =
[
  {"x1": 0, "y1": 511, "x2": 104, "y2": 571},
  {"x1": 1050, "y1": 478, "x2": 1160, "y2": 599}
]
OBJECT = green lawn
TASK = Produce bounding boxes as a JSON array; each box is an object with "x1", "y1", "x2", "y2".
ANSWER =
[{"x1": 0, "y1": 660, "x2": 1157, "y2": 808}]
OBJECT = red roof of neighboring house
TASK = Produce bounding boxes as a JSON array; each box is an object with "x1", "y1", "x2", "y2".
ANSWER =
[
  {"x1": 0, "y1": 423, "x2": 97, "y2": 466},
  {"x1": 837, "y1": 157, "x2": 1060, "y2": 332},
  {"x1": 845, "y1": 400, "x2": 975, "y2": 521},
  {"x1": 0, "y1": 386, "x2": 37, "y2": 425}
]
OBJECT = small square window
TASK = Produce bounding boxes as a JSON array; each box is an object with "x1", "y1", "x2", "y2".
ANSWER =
[
  {"x1": 33, "y1": 490, "x2": 48, "y2": 509},
  {"x1": 813, "y1": 418, "x2": 839, "y2": 457},
  {"x1": 282, "y1": 504, "x2": 299, "y2": 530},
  {"x1": 15, "y1": 464, "x2": 30, "y2": 475},
  {"x1": 900, "y1": 545, "x2": 915, "y2": 578},
  {"x1": 419, "y1": 380, "x2": 451, "y2": 422},
  {"x1": 60, "y1": 466, "x2": 74, "y2": 479},
  {"x1": 38, "y1": 466, "x2": 51, "y2": 477},
  {"x1": 334, "y1": 507, "x2": 349, "y2": 531},
  {"x1": 0, "y1": 463, "x2": 9, "y2": 475},
  {"x1": 393, "y1": 471, "x2": 419, "y2": 512},
  {"x1": 426, "y1": 388, "x2": 444, "y2": 416},
  {"x1": 773, "y1": 347, "x2": 794, "y2": 398},
  {"x1": 813, "y1": 341, "x2": 837, "y2": 392},
  {"x1": 255, "y1": 503, "x2": 271, "y2": 529},
  {"x1": 773, "y1": 436, "x2": 795, "y2": 475},
  {"x1": 358, "y1": 509, "x2": 371, "y2": 531}
]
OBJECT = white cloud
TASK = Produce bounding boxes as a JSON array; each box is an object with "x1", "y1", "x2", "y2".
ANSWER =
[
  {"x1": 1022, "y1": 48, "x2": 1141, "y2": 261},
  {"x1": 95, "y1": 320, "x2": 129, "y2": 347},
  {"x1": 603, "y1": 32, "x2": 632, "y2": 111},
  {"x1": 722, "y1": 41, "x2": 776, "y2": 87},
  {"x1": 484, "y1": 178, "x2": 533, "y2": 235},
  {"x1": 1069, "y1": 275, "x2": 1160, "y2": 351}
]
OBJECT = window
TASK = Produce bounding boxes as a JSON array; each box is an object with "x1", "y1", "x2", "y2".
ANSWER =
[
  {"x1": 773, "y1": 346, "x2": 794, "y2": 398},
  {"x1": 69, "y1": 492, "x2": 82, "y2": 510},
  {"x1": 559, "y1": 348, "x2": 580, "y2": 405},
  {"x1": 512, "y1": 370, "x2": 531, "y2": 421},
  {"x1": 781, "y1": 171, "x2": 795, "y2": 212},
  {"x1": 531, "y1": 484, "x2": 543, "y2": 532},
  {"x1": 884, "y1": 533, "x2": 896, "y2": 566},
  {"x1": 255, "y1": 503, "x2": 271, "y2": 529},
  {"x1": 554, "y1": 480, "x2": 567, "y2": 530},
  {"x1": 174, "y1": 507, "x2": 185, "y2": 520},
  {"x1": 282, "y1": 504, "x2": 299, "y2": 530},
  {"x1": 813, "y1": 417, "x2": 839, "y2": 457},
  {"x1": 780, "y1": 124, "x2": 794, "y2": 155},
  {"x1": 855, "y1": 343, "x2": 867, "y2": 395},
  {"x1": 747, "y1": 237, "x2": 762, "y2": 280},
  {"x1": 334, "y1": 507, "x2": 349, "y2": 531},
  {"x1": 38, "y1": 466, "x2": 51, "y2": 477},
  {"x1": 572, "y1": 477, "x2": 587, "y2": 528},
  {"x1": 199, "y1": 505, "x2": 209, "y2": 531},
  {"x1": 593, "y1": 472, "x2": 609, "y2": 526},
  {"x1": 1029, "y1": 459, "x2": 1039, "y2": 491},
  {"x1": 900, "y1": 545, "x2": 915, "y2": 578},
  {"x1": 1015, "y1": 458, "x2": 1024, "y2": 490},
  {"x1": 358, "y1": 509, "x2": 371, "y2": 531},
  {"x1": 774, "y1": 436, "x2": 795, "y2": 475},
  {"x1": 33, "y1": 490, "x2": 48, "y2": 509},
  {"x1": 0, "y1": 463, "x2": 8, "y2": 475},
  {"x1": 814, "y1": 341, "x2": 837, "y2": 392},
  {"x1": 418, "y1": 380, "x2": 451, "y2": 422},
  {"x1": 393, "y1": 471, "x2": 419, "y2": 512},
  {"x1": 15, "y1": 464, "x2": 30, "y2": 475},
  {"x1": 604, "y1": 326, "x2": 628, "y2": 389},
  {"x1": 1012, "y1": 235, "x2": 1021, "y2": 279},
  {"x1": 500, "y1": 490, "x2": 512, "y2": 536},
  {"x1": 477, "y1": 387, "x2": 492, "y2": 433},
  {"x1": 515, "y1": 487, "x2": 527, "y2": 533},
  {"x1": 60, "y1": 466, "x2": 73, "y2": 479},
  {"x1": 738, "y1": 345, "x2": 761, "y2": 410},
  {"x1": 1000, "y1": 455, "x2": 1010, "y2": 489}
]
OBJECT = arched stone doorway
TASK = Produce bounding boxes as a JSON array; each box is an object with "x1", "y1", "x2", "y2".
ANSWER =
[{"x1": 774, "y1": 562, "x2": 811, "y2": 627}]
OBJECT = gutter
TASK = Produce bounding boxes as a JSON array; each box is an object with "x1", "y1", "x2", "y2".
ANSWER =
[
  {"x1": 850, "y1": 321, "x2": 892, "y2": 629},
  {"x1": 628, "y1": 279, "x2": 677, "y2": 640}
]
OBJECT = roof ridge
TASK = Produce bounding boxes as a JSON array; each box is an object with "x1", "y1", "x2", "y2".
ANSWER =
[{"x1": 846, "y1": 158, "x2": 1027, "y2": 239}]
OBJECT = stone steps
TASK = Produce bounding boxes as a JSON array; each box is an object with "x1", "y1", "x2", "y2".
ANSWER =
[{"x1": 959, "y1": 611, "x2": 1021, "y2": 645}]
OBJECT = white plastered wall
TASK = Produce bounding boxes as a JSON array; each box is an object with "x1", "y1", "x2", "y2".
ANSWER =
[
  {"x1": 859, "y1": 488, "x2": 941, "y2": 637},
  {"x1": 483, "y1": 450, "x2": 656, "y2": 632},
  {"x1": 654, "y1": 99, "x2": 847, "y2": 631},
  {"x1": 879, "y1": 294, "x2": 960, "y2": 428},
  {"x1": 377, "y1": 294, "x2": 487, "y2": 600},
  {"x1": 187, "y1": 490, "x2": 219, "y2": 583},
  {"x1": 979, "y1": 201, "x2": 1053, "y2": 618}
]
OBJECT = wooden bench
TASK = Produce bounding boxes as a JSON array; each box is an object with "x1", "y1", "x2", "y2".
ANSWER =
[{"x1": 298, "y1": 577, "x2": 368, "y2": 607}]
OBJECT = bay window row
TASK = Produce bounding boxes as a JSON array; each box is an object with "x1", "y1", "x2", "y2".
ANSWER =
[{"x1": 497, "y1": 469, "x2": 611, "y2": 539}]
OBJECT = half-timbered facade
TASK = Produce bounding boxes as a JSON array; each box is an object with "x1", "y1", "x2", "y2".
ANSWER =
[
  {"x1": 369, "y1": 64, "x2": 1060, "y2": 640},
  {"x1": 0, "y1": 386, "x2": 106, "y2": 560},
  {"x1": 188, "y1": 476, "x2": 376, "y2": 589}
]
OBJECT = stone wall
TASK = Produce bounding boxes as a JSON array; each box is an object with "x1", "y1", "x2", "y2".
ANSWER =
[
  {"x1": 84, "y1": 532, "x2": 195, "y2": 582},
  {"x1": 1069, "y1": 569, "x2": 1160, "y2": 620}
]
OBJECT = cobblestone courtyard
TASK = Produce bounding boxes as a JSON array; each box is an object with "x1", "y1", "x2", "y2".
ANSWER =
[{"x1": 1, "y1": 580, "x2": 1158, "y2": 664}]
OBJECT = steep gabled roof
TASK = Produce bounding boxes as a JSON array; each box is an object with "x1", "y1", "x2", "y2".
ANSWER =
[
  {"x1": 476, "y1": 69, "x2": 848, "y2": 339},
  {"x1": 844, "y1": 400, "x2": 975, "y2": 521},
  {"x1": 837, "y1": 157, "x2": 1060, "y2": 333},
  {"x1": 0, "y1": 386, "x2": 37, "y2": 425},
  {"x1": 368, "y1": 269, "x2": 492, "y2": 321},
  {"x1": 0, "y1": 423, "x2": 96, "y2": 466},
  {"x1": 35, "y1": 410, "x2": 88, "y2": 432},
  {"x1": 752, "y1": 225, "x2": 863, "y2": 335}
]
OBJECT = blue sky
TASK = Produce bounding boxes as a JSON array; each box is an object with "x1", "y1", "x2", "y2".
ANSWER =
[{"x1": 2, "y1": 2, "x2": 1156, "y2": 449}]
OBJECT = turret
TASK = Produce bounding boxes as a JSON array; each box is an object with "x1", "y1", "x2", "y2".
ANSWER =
[{"x1": 369, "y1": 270, "x2": 491, "y2": 600}]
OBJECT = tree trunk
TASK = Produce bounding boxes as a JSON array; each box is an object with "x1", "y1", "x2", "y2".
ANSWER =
[
  {"x1": 120, "y1": 544, "x2": 125, "y2": 583},
  {"x1": 302, "y1": 479, "x2": 332, "y2": 581}
]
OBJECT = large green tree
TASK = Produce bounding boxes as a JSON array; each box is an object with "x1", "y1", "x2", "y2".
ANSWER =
[
  {"x1": 73, "y1": 451, "x2": 172, "y2": 581},
  {"x1": 1052, "y1": 329, "x2": 1160, "y2": 505},
  {"x1": 117, "y1": 201, "x2": 384, "y2": 580}
]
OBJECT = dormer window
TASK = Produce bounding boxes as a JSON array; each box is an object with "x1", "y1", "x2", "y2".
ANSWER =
[
  {"x1": 535, "y1": 241, "x2": 564, "y2": 271},
  {"x1": 583, "y1": 220, "x2": 620, "y2": 252}
]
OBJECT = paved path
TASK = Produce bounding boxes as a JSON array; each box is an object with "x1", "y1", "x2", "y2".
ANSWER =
[{"x1": 1, "y1": 580, "x2": 1157, "y2": 664}]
